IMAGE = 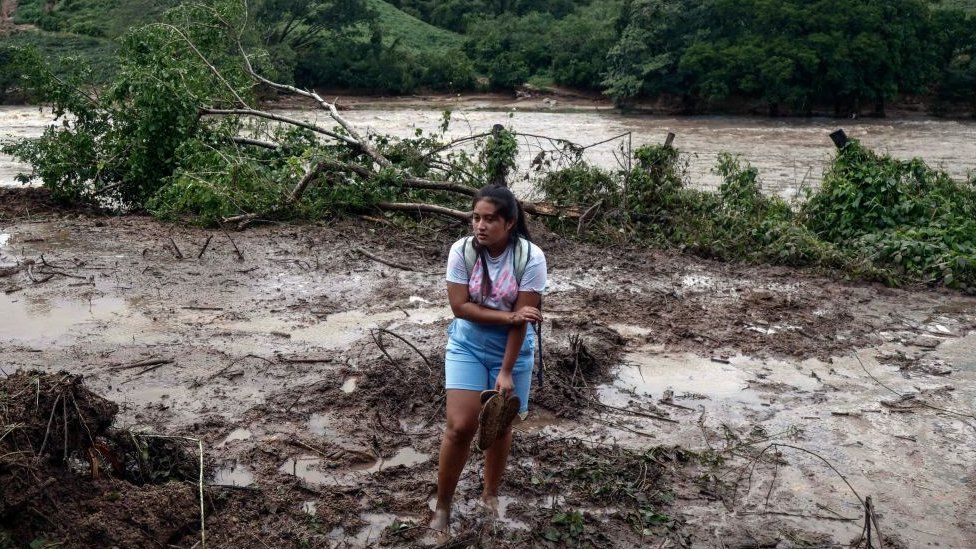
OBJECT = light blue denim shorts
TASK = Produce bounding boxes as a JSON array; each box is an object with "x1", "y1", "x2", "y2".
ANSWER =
[{"x1": 445, "y1": 318, "x2": 535, "y2": 414}]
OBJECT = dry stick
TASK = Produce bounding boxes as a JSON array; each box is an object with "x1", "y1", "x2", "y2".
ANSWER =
[
  {"x1": 375, "y1": 328, "x2": 433, "y2": 373},
  {"x1": 420, "y1": 131, "x2": 493, "y2": 159},
  {"x1": 576, "y1": 198, "x2": 604, "y2": 237},
  {"x1": 869, "y1": 497, "x2": 885, "y2": 549},
  {"x1": 591, "y1": 399, "x2": 678, "y2": 424},
  {"x1": 197, "y1": 235, "x2": 213, "y2": 259},
  {"x1": 135, "y1": 362, "x2": 170, "y2": 376},
  {"x1": 210, "y1": 354, "x2": 271, "y2": 380},
  {"x1": 353, "y1": 247, "x2": 416, "y2": 272},
  {"x1": 222, "y1": 229, "x2": 244, "y2": 261},
  {"x1": 375, "y1": 202, "x2": 471, "y2": 222},
  {"x1": 370, "y1": 330, "x2": 407, "y2": 376},
  {"x1": 774, "y1": 443, "x2": 864, "y2": 506},
  {"x1": 168, "y1": 237, "x2": 184, "y2": 260},
  {"x1": 741, "y1": 510, "x2": 857, "y2": 522},
  {"x1": 37, "y1": 392, "x2": 63, "y2": 457},
  {"x1": 236, "y1": 39, "x2": 388, "y2": 167},
  {"x1": 111, "y1": 358, "x2": 173, "y2": 371}
]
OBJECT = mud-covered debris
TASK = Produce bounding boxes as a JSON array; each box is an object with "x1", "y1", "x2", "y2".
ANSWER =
[
  {"x1": 533, "y1": 321, "x2": 626, "y2": 417},
  {"x1": 0, "y1": 370, "x2": 204, "y2": 547},
  {"x1": 0, "y1": 370, "x2": 118, "y2": 462}
]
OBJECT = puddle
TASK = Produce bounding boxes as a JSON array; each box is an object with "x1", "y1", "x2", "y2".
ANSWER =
[
  {"x1": 599, "y1": 350, "x2": 761, "y2": 414},
  {"x1": 609, "y1": 351, "x2": 753, "y2": 401},
  {"x1": 279, "y1": 447, "x2": 429, "y2": 486},
  {"x1": 279, "y1": 454, "x2": 338, "y2": 485},
  {"x1": 426, "y1": 495, "x2": 529, "y2": 529},
  {"x1": 328, "y1": 512, "x2": 399, "y2": 545},
  {"x1": 308, "y1": 413, "x2": 340, "y2": 437},
  {"x1": 0, "y1": 233, "x2": 11, "y2": 266},
  {"x1": 211, "y1": 462, "x2": 254, "y2": 487},
  {"x1": 221, "y1": 306, "x2": 451, "y2": 349},
  {"x1": 363, "y1": 446, "x2": 429, "y2": 473},
  {"x1": 219, "y1": 428, "x2": 252, "y2": 446},
  {"x1": 341, "y1": 377, "x2": 358, "y2": 394},
  {"x1": 0, "y1": 295, "x2": 134, "y2": 344}
]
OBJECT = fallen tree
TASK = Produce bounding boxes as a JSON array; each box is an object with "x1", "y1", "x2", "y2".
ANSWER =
[{"x1": 1, "y1": 0, "x2": 586, "y2": 230}]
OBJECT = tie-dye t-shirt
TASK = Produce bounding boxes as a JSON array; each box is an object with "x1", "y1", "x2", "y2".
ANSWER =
[{"x1": 445, "y1": 237, "x2": 547, "y2": 312}]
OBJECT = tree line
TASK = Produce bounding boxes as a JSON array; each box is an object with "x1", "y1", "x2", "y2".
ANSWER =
[{"x1": 2, "y1": 0, "x2": 975, "y2": 115}]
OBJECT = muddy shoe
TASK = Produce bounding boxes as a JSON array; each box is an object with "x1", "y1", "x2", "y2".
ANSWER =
[
  {"x1": 498, "y1": 394, "x2": 521, "y2": 435},
  {"x1": 476, "y1": 390, "x2": 504, "y2": 452}
]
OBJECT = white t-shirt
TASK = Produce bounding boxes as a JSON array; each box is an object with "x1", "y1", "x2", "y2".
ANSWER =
[{"x1": 445, "y1": 237, "x2": 547, "y2": 312}]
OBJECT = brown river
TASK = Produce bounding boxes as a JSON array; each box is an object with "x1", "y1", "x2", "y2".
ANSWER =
[{"x1": 2, "y1": 104, "x2": 975, "y2": 198}]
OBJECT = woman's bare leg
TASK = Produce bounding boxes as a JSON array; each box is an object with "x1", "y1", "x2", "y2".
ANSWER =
[
  {"x1": 429, "y1": 389, "x2": 481, "y2": 535},
  {"x1": 481, "y1": 425, "x2": 514, "y2": 513}
]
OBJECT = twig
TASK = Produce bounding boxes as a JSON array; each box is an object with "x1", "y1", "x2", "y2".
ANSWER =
[
  {"x1": 591, "y1": 399, "x2": 678, "y2": 424},
  {"x1": 375, "y1": 328, "x2": 433, "y2": 373},
  {"x1": 370, "y1": 330, "x2": 406, "y2": 376},
  {"x1": 375, "y1": 202, "x2": 471, "y2": 222},
  {"x1": 201, "y1": 108, "x2": 353, "y2": 143},
  {"x1": 169, "y1": 237, "x2": 184, "y2": 260},
  {"x1": 197, "y1": 235, "x2": 213, "y2": 259},
  {"x1": 111, "y1": 358, "x2": 174, "y2": 371},
  {"x1": 221, "y1": 229, "x2": 245, "y2": 261}
]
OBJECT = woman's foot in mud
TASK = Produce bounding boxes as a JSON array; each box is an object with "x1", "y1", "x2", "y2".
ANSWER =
[
  {"x1": 480, "y1": 494, "x2": 500, "y2": 517},
  {"x1": 428, "y1": 509, "x2": 451, "y2": 542}
]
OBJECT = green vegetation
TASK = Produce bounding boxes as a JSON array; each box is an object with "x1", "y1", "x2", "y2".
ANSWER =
[
  {"x1": 540, "y1": 140, "x2": 976, "y2": 292},
  {"x1": 5, "y1": 0, "x2": 974, "y2": 111},
  {"x1": 366, "y1": 0, "x2": 463, "y2": 53}
]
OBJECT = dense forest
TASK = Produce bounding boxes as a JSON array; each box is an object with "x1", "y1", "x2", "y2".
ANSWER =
[{"x1": 1, "y1": 0, "x2": 975, "y2": 115}]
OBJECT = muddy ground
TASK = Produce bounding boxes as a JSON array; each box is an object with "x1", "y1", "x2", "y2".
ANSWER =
[{"x1": 1, "y1": 188, "x2": 975, "y2": 548}]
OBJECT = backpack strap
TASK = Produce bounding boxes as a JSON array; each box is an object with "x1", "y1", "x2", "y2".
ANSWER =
[
  {"x1": 513, "y1": 237, "x2": 531, "y2": 286},
  {"x1": 465, "y1": 236, "x2": 532, "y2": 286},
  {"x1": 462, "y1": 236, "x2": 478, "y2": 279}
]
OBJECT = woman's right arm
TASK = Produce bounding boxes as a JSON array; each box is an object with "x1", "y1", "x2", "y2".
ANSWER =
[{"x1": 447, "y1": 282, "x2": 541, "y2": 326}]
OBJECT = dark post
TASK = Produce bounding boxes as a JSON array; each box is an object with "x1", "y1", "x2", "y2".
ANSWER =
[
  {"x1": 489, "y1": 124, "x2": 508, "y2": 187},
  {"x1": 664, "y1": 132, "x2": 675, "y2": 147},
  {"x1": 829, "y1": 129, "x2": 849, "y2": 149}
]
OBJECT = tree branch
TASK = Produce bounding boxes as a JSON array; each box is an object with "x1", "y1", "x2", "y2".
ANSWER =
[
  {"x1": 376, "y1": 202, "x2": 472, "y2": 221},
  {"x1": 200, "y1": 107, "x2": 356, "y2": 145},
  {"x1": 231, "y1": 136, "x2": 278, "y2": 149},
  {"x1": 320, "y1": 160, "x2": 477, "y2": 196},
  {"x1": 235, "y1": 40, "x2": 391, "y2": 168}
]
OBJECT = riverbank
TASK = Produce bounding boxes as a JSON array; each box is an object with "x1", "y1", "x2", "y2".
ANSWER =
[{"x1": 2, "y1": 188, "x2": 975, "y2": 547}]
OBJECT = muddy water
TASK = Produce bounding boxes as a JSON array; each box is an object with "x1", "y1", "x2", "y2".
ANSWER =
[
  {"x1": 593, "y1": 328, "x2": 976, "y2": 548},
  {"x1": 3, "y1": 105, "x2": 976, "y2": 198}
]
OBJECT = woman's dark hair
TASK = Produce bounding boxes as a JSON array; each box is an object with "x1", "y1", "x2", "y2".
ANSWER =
[{"x1": 471, "y1": 184, "x2": 531, "y2": 302}]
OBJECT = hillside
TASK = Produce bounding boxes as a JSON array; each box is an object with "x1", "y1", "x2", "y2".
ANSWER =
[
  {"x1": 366, "y1": 0, "x2": 463, "y2": 54},
  {"x1": 5, "y1": 0, "x2": 462, "y2": 85}
]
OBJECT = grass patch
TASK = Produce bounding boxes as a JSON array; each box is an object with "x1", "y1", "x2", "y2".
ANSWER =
[{"x1": 366, "y1": 0, "x2": 463, "y2": 54}]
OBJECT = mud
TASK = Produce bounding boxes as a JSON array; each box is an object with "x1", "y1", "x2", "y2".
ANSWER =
[{"x1": 1, "y1": 188, "x2": 975, "y2": 547}]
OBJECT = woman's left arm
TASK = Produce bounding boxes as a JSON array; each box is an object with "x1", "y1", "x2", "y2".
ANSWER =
[{"x1": 494, "y1": 291, "x2": 542, "y2": 398}]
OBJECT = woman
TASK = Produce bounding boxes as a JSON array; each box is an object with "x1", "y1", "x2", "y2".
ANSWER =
[{"x1": 429, "y1": 184, "x2": 547, "y2": 535}]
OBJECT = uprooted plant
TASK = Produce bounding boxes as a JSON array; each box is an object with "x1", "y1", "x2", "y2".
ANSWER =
[{"x1": 0, "y1": 370, "x2": 205, "y2": 547}]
